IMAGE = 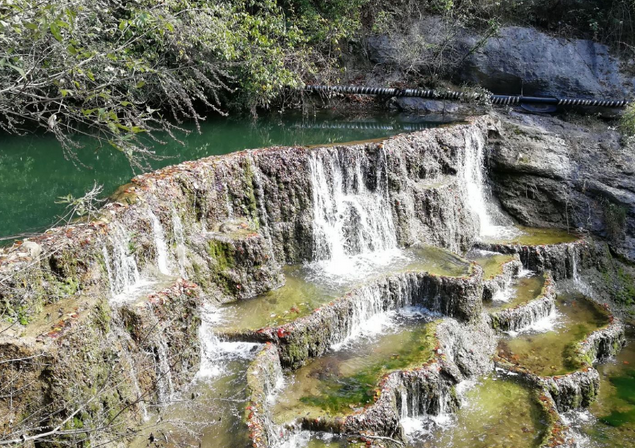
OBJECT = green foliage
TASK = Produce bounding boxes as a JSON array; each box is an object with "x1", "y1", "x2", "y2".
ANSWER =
[
  {"x1": 601, "y1": 251, "x2": 635, "y2": 306},
  {"x1": 1, "y1": 0, "x2": 632, "y2": 168},
  {"x1": 0, "y1": 0, "x2": 326, "y2": 168},
  {"x1": 463, "y1": 0, "x2": 635, "y2": 49}
]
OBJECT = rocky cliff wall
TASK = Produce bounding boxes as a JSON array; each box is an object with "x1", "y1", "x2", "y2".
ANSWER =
[
  {"x1": 487, "y1": 113, "x2": 635, "y2": 262},
  {"x1": 366, "y1": 16, "x2": 634, "y2": 100}
]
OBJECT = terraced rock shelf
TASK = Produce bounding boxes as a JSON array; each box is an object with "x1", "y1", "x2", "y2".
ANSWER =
[{"x1": 0, "y1": 115, "x2": 631, "y2": 448}]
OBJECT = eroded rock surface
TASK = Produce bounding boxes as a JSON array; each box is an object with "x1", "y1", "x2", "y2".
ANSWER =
[
  {"x1": 366, "y1": 17, "x2": 634, "y2": 99},
  {"x1": 488, "y1": 113, "x2": 635, "y2": 261}
]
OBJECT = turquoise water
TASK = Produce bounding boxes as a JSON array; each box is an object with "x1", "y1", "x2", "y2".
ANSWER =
[{"x1": 0, "y1": 112, "x2": 450, "y2": 242}]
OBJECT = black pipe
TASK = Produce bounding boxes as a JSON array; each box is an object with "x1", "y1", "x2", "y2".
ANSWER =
[{"x1": 305, "y1": 85, "x2": 631, "y2": 108}]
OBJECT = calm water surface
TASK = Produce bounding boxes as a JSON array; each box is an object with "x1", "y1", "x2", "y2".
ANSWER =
[{"x1": 0, "y1": 112, "x2": 451, "y2": 241}]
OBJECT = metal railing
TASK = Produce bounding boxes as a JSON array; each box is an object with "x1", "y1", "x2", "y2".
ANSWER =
[{"x1": 306, "y1": 85, "x2": 630, "y2": 108}]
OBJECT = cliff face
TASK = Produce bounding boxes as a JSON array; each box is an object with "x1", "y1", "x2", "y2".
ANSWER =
[
  {"x1": 487, "y1": 113, "x2": 635, "y2": 262},
  {"x1": 366, "y1": 16, "x2": 634, "y2": 100}
]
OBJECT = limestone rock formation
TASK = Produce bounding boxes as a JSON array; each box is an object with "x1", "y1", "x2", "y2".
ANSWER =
[
  {"x1": 366, "y1": 17, "x2": 634, "y2": 99},
  {"x1": 488, "y1": 112, "x2": 635, "y2": 261}
]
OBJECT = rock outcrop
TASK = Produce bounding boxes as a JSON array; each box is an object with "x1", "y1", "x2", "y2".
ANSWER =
[
  {"x1": 0, "y1": 280, "x2": 202, "y2": 445},
  {"x1": 0, "y1": 120, "x2": 496, "y2": 323},
  {"x1": 366, "y1": 17, "x2": 634, "y2": 99},
  {"x1": 486, "y1": 113, "x2": 635, "y2": 261}
]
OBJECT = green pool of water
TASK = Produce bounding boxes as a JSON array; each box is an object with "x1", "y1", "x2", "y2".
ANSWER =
[
  {"x1": 217, "y1": 246, "x2": 470, "y2": 333},
  {"x1": 486, "y1": 274, "x2": 546, "y2": 311},
  {"x1": 497, "y1": 295, "x2": 610, "y2": 377},
  {"x1": 481, "y1": 225, "x2": 580, "y2": 246},
  {"x1": 0, "y1": 112, "x2": 451, "y2": 242},
  {"x1": 468, "y1": 252, "x2": 517, "y2": 280},
  {"x1": 273, "y1": 315, "x2": 438, "y2": 423},
  {"x1": 578, "y1": 330, "x2": 635, "y2": 447},
  {"x1": 409, "y1": 376, "x2": 547, "y2": 448}
]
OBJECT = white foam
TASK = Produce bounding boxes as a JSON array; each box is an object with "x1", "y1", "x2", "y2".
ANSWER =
[
  {"x1": 196, "y1": 305, "x2": 260, "y2": 379},
  {"x1": 507, "y1": 308, "x2": 562, "y2": 336},
  {"x1": 306, "y1": 247, "x2": 411, "y2": 288},
  {"x1": 273, "y1": 430, "x2": 312, "y2": 448},
  {"x1": 331, "y1": 310, "x2": 398, "y2": 351},
  {"x1": 148, "y1": 209, "x2": 171, "y2": 276},
  {"x1": 401, "y1": 416, "x2": 434, "y2": 437},
  {"x1": 455, "y1": 379, "x2": 478, "y2": 398},
  {"x1": 266, "y1": 373, "x2": 286, "y2": 406},
  {"x1": 309, "y1": 147, "x2": 398, "y2": 275},
  {"x1": 102, "y1": 222, "x2": 152, "y2": 304},
  {"x1": 518, "y1": 268, "x2": 534, "y2": 278},
  {"x1": 491, "y1": 285, "x2": 514, "y2": 303}
]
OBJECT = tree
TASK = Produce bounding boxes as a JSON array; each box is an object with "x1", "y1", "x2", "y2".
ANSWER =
[{"x1": 0, "y1": 0, "x2": 311, "y2": 169}]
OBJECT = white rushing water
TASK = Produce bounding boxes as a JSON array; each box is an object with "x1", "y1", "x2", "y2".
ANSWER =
[
  {"x1": 155, "y1": 335, "x2": 175, "y2": 403},
  {"x1": 148, "y1": 209, "x2": 171, "y2": 276},
  {"x1": 463, "y1": 130, "x2": 519, "y2": 240},
  {"x1": 308, "y1": 147, "x2": 404, "y2": 282},
  {"x1": 112, "y1": 325, "x2": 150, "y2": 421},
  {"x1": 171, "y1": 208, "x2": 188, "y2": 278},
  {"x1": 400, "y1": 378, "x2": 477, "y2": 441},
  {"x1": 196, "y1": 305, "x2": 260, "y2": 380},
  {"x1": 491, "y1": 284, "x2": 515, "y2": 303},
  {"x1": 571, "y1": 248, "x2": 595, "y2": 298},
  {"x1": 102, "y1": 222, "x2": 152, "y2": 304},
  {"x1": 331, "y1": 309, "x2": 397, "y2": 351},
  {"x1": 507, "y1": 307, "x2": 562, "y2": 337}
]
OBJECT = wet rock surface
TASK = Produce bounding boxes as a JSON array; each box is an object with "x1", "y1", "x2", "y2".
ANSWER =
[
  {"x1": 488, "y1": 112, "x2": 635, "y2": 261},
  {"x1": 0, "y1": 280, "x2": 202, "y2": 445},
  {"x1": 477, "y1": 238, "x2": 601, "y2": 281},
  {"x1": 481, "y1": 254, "x2": 523, "y2": 301},
  {"x1": 229, "y1": 267, "x2": 483, "y2": 369},
  {"x1": 0, "y1": 114, "x2": 632, "y2": 448},
  {"x1": 489, "y1": 273, "x2": 556, "y2": 332}
]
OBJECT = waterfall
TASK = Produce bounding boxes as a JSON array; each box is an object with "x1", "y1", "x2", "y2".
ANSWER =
[
  {"x1": 196, "y1": 305, "x2": 260, "y2": 380},
  {"x1": 308, "y1": 147, "x2": 400, "y2": 279},
  {"x1": 463, "y1": 130, "x2": 497, "y2": 236},
  {"x1": 148, "y1": 209, "x2": 171, "y2": 276},
  {"x1": 155, "y1": 336, "x2": 175, "y2": 403},
  {"x1": 506, "y1": 305, "x2": 560, "y2": 336},
  {"x1": 102, "y1": 222, "x2": 146, "y2": 302},
  {"x1": 328, "y1": 278, "x2": 415, "y2": 349},
  {"x1": 247, "y1": 155, "x2": 281, "y2": 272},
  {"x1": 571, "y1": 247, "x2": 594, "y2": 297},
  {"x1": 463, "y1": 130, "x2": 516, "y2": 239},
  {"x1": 171, "y1": 209, "x2": 188, "y2": 278},
  {"x1": 398, "y1": 378, "x2": 455, "y2": 439},
  {"x1": 112, "y1": 326, "x2": 149, "y2": 421}
]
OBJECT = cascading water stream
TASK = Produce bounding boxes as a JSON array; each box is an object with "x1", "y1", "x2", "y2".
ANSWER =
[
  {"x1": 247, "y1": 155, "x2": 282, "y2": 274},
  {"x1": 308, "y1": 147, "x2": 403, "y2": 282},
  {"x1": 148, "y1": 209, "x2": 171, "y2": 276},
  {"x1": 197, "y1": 304, "x2": 261, "y2": 380},
  {"x1": 111, "y1": 325, "x2": 149, "y2": 421},
  {"x1": 102, "y1": 222, "x2": 149, "y2": 303},
  {"x1": 462, "y1": 130, "x2": 517, "y2": 240},
  {"x1": 171, "y1": 208, "x2": 188, "y2": 278}
]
